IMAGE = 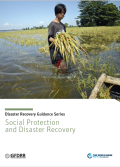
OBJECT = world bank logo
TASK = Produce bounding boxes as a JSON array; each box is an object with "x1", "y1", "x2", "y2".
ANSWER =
[{"x1": 87, "y1": 153, "x2": 92, "y2": 159}]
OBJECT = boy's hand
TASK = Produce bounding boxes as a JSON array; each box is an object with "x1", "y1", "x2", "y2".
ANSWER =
[{"x1": 49, "y1": 37, "x2": 54, "y2": 42}]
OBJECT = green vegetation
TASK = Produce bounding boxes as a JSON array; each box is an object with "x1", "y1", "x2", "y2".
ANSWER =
[
  {"x1": 0, "y1": 26, "x2": 120, "y2": 55},
  {"x1": 22, "y1": 25, "x2": 46, "y2": 30},
  {"x1": 64, "y1": 23, "x2": 69, "y2": 28},
  {"x1": 75, "y1": 54, "x2": 119, "y2": 99},
  {"x1": 75, "y1": 1, "x2": 120, "y2": 26}
]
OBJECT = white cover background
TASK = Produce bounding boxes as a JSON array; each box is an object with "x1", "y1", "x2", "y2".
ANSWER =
[{"x1": 0, "y1": 99, "x2": 120, "y2": 166}]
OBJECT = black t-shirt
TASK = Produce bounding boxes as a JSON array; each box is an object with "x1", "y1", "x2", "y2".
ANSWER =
[{"x1": 48, "y1": 21, "x2": 66, "y2": 49}]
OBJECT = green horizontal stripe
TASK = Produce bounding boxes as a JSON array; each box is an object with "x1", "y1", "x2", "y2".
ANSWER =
[{"x1": 5, "y1": 108, "x2": 33, "y2": 110}]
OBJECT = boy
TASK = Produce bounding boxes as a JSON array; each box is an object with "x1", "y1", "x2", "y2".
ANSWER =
[{"x1": 48, "y1": 4, "x2": 67, "y2": 70}]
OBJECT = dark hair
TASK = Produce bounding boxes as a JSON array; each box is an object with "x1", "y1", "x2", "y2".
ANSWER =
[{"x1": 54, "y1": 4, "x2": 66, "y2": 16}]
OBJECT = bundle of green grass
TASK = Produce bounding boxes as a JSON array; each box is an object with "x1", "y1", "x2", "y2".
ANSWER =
[{"x1": 49, "y1": 32, "x2": 88, "y2": 66}]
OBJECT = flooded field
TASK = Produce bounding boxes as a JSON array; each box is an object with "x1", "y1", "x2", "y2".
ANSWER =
[{"x1": 0, "y1": 27, "x2": 120, "y2": 99}]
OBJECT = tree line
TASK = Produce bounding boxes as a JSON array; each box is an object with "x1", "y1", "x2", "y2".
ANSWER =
[
  {"x1": 22, "y1": 24, "x2": 76, "y2": 30},
  {"x1": 22, "y1": 1, "x2": 120, "y2": 30},
  {"x1": 22, "y1": 25, "x2": 45, "y2": 30},
  {"x1": 75, "y1": 1, "x2": 120, "y2": 27}
]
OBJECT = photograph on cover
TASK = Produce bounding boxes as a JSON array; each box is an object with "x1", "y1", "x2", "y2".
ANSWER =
[{"x1": 0, "y1": 1, "x2": 120, "y2": 99}]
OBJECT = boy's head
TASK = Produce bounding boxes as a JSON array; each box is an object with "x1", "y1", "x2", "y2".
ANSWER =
[{"x1": 55, "y1": 4, "x2": 66, "y2": 20}]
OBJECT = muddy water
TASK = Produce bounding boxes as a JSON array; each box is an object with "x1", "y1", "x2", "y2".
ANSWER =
[
  {"x1": 0, "y1": 37, "x2": 120, "y2": 99},
  {"x1": 0, "y1": 38, "x2": 82, "y2": 98}
]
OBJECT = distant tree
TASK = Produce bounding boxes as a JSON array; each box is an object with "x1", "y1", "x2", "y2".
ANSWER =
[
  {"x1": 75, "y1": 1, "x2": 108, "y2": 26},
  {"x1": 69, "y1": 25, "x2": 73, "y2": 27},
  {"x1": 76, "y1": 20, "x2": 80, "y2": 26},
  {"x1": 64, "y1": 23, "x2": 69, "y2": 28},
  {"x1": 99, "y1": 3, "x2": 120, "y2": 25}
]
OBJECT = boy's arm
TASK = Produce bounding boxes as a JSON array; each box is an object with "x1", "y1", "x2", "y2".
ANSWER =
[{"x1": 48, "y1": 23, "x2": 54, "y2": 43}]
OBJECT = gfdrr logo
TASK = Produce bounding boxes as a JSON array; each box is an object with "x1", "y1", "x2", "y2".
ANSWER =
[
  {"x1": 5, "y1": 154, "x2": 9, "y2": 159},
  {"x1": 5, "y1": 153, "x2": 26, "y2": 159}
]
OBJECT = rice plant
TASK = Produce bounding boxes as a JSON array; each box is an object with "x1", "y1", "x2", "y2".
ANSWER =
[
  {"x1": 97, "y1": 85, "x2": 113, "y2": 99},
  {"x1": 49, "y1": 32, "x2": 88, "y2": 66}
]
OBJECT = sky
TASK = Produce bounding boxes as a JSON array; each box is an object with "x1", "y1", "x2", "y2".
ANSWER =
[{"x1": 0, "y1": 1, "x2": 120, "y2": 30}]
